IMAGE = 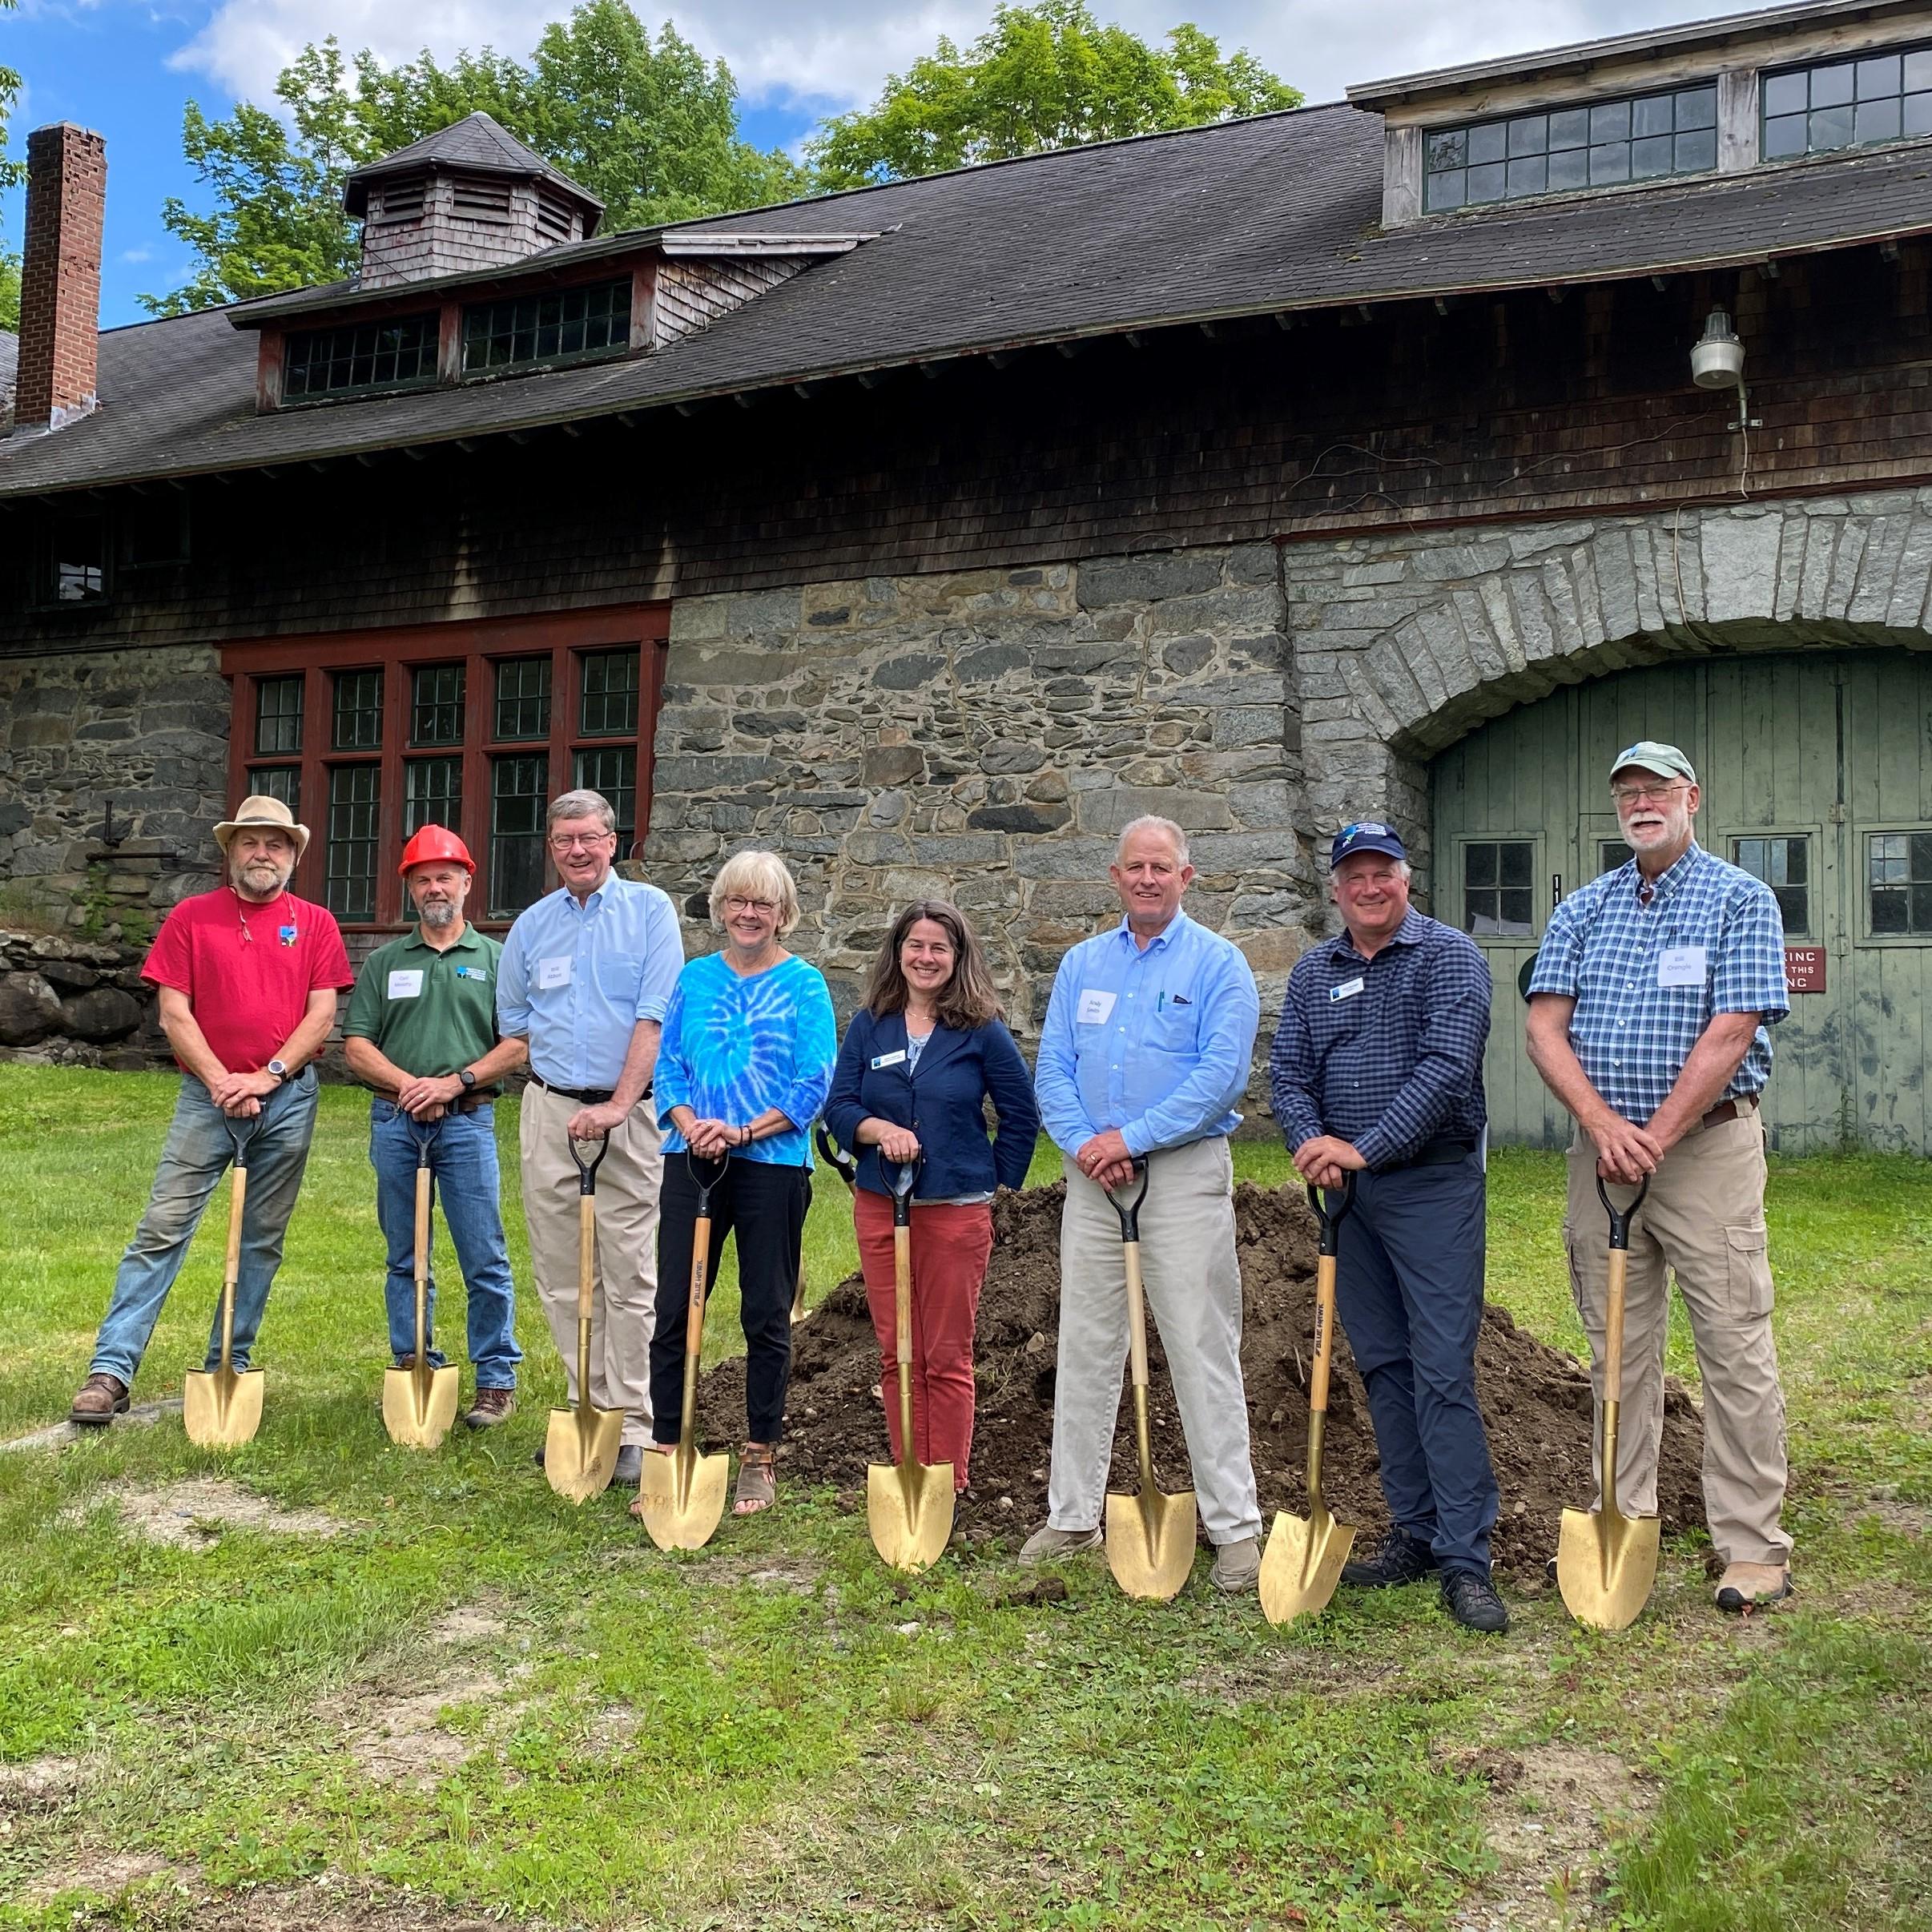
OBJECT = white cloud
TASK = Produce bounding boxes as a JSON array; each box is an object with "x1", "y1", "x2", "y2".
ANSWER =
[
  {"x1": 119, "y1": 244, "x2": 156, "y2": 260},
  {"x1": 170, "y1": 0, "x2": 1775, "y2": 125}
]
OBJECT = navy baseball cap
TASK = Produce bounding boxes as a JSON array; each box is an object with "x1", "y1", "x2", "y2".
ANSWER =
[{"x1": 1330, "y1": 820, "x2": 1408, "y2": 866}]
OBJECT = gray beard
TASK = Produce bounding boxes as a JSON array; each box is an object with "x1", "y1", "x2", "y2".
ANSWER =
[
  {"x1": 231, "y1": 862, "x2": 290, "y2": 904},
  {"x1": 419, "y1": 900, "x2": 458, "y2": 929}
]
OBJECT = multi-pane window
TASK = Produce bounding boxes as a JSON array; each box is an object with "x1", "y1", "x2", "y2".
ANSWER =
[
  {"x1": 1763, "y1": 46, "x2": 1932, "y2": 159},
  {"x1": 405, "y1": 757, "x2": 463, "y2": 836},
  {"x1": 1600, "y1": 839, "x2": 1636, "y2": 875},
  {"x1": 284, "y1": 315, "x2": 437, "y2": 400},
  {"x1": 461, "y1": 279, "x2": 630, "y2": 376},
  {"x1": 326, "y1": 767, "x2": 381, "y2": 920},
  {"x1": 579, "y1": 648, "x2": 641, "y2": 738},
  {"x1": 1423, "y1": 85, "x2": 1717, "y2": 211},
  {"x1": 1463, "y1": 840, "x2": 1535, "y2": 936},
  {"x1": 1869, "y1": 831, "x2": 1932, "y2": 935},
  {"x1": 248, "y1": 767, "x2": 301, "y2": 811},
  {"x1": 490, "y1": 756, "x2": 550, "y2": 919},
  {"x1": 332, "y1": 669, "x2": 384, "y2": 751},
  {"x1": 495, "y1": 657, "x2": 552, "y2": 740},
  {"x1": 1733, "y1": 836, "x2": 1811, "y2": 936},
  {"x1": 255, "y1": 675, "x2": 304, "y2": 755},
  {"x1": 44, "y1": 512, "x2": 107, "y2": 604},
  {"x1": 411, "y1": 664, "x2": 465, "y2": 747},
  {"x1": 575, "y1": 748, "x2": 637, "y2": 853}
]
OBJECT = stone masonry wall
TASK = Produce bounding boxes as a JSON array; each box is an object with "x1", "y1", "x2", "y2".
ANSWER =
[
  {"x1": 0, "y1": 645, "x2": 229, "y2": 936},
  {"x1": 640, "y1": 547, "x2": 1318, "y2": 1066}
]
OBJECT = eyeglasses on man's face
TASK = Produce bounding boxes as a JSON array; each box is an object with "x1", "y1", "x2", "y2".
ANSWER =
[
  {"x1": 1611, "y1": 781, "x2": 1688, "y2": 807},
  {"x1": 723, "y1": 896, "x2": 778, "y2": 916},
  {"x1": 548, "y1": 829, "x2": 615, "y2": 853}
]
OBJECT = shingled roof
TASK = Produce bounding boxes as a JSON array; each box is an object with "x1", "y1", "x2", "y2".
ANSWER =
[
  {"x1": 4, "y1": 97, "x2": 1931, "y2": 500},
  {"x1": 342, "y1": 111, "x2": 602, "y2": 218}
]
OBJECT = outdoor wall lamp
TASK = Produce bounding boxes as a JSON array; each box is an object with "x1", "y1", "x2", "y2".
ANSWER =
[{"x1": 1691, "y1": 307, "x2": 1760, "y2": 430}]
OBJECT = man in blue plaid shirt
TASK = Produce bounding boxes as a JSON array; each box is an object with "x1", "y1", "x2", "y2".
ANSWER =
[
  {"x1": 1270, "y1": 821, "x2": 1507, "y2": 1634},
  {"x1": 1527, "y1": 741, "x2": 1793, "y2": 1614}
]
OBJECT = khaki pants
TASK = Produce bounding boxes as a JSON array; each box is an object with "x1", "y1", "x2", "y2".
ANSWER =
[
  {"x1": 1564, "y1": 1112, "x2": 1792, "y2": 1568},
  {"x1": 1047, "y1": 1136, "x2": 1261, "y2": 1546},
  {"x1": 518, "y1": 1081, "x2": 662, "y2": 1449}
]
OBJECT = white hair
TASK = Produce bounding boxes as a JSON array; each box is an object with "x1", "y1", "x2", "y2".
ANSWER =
[
  {"x1": 546, "y1": 789, "x2": 616, "y2": 833},
  {"x1": 709, "y1": 847, "x2": 803, "y2": 938},
  {"x1": 1115, "y1": 815, "x2": 1190, "y2": 866}
]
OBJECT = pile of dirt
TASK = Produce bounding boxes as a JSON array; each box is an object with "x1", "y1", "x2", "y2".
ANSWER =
[{"x1": 698, "y1": 1181, "x2": 1705, "y2": 1578}]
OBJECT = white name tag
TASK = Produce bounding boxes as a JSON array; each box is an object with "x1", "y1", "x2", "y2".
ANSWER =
[
  {"x1": 1658, "y1": 945, "x2": 1708, "y2": 989},
  {"x1": 1077, "y1": 988, "x2": 1117, "y2": 1024},
  {"x1": 387, "y1": 969, "x2": 423, "y2": 1000},
  {"x1": 1330, "y1": 976, "x2": 1365, "y2": 1003},
  {"x1": 870, "y1": 1049, "x2": 908, "y2": 1070},
  {"x1": 537, "y1": 956, "x2": 573, "y2": 990}
]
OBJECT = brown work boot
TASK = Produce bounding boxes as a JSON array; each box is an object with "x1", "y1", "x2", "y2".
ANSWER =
[
  {"x1": 70, "y1": 1372, "x2": 131, "y2": 1427},
  {"x1": 1715, "y1": 1561, "x2": 1793, "y2": 1614},
  {"x1": 464, "y1": 1387, "x2": 516, "y2": 1430}
]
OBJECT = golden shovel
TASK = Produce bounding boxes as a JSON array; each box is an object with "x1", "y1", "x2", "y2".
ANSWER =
[
  {"x1": 1103, "y1": 1161, "x2": 1197, "y2": 1601},
  {"x1": 638, "y1": 1149, "x2": 731, "y2": 1549},
  {"x1": 545, "y1": 1132, "x2": 626, "y2": 1503},
  {"x1": 381, "y1": 1119, "x2": 461, "y2": 1451},
  {"x1": 183, "y1": 1119, "x2": 265, "y2": 1449},
  {"x1": 1260, "y1": 1173, "x2": 1358, "y2": 1625},
  {"x1": 868, "y1": 1158, "x2": 954, "y2": 1571},
  {"x1": 1558, "y1": 1174, "x2": 1661, "y2": 1632}
]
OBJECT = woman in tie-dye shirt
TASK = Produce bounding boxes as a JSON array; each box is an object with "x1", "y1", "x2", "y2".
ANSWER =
[{"x1": 649, "y1": 848, "x2": 836, "y2": 1518}]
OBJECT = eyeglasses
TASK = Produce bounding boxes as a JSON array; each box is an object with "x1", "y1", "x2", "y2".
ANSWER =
[
  {"x1": 548, "y1": 831, "x2": 615, "y2": 853},
  {"x1": 722, "y1": 896, "x2": 778, "y2": 916},
  {"x1": 1610, "y1": 782, "x2": 1687, "y2": 806}
]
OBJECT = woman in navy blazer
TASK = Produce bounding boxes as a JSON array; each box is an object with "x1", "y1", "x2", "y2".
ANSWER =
[{"x1": 823, "y1": 900, "x2": 1040, "y2": 1491}]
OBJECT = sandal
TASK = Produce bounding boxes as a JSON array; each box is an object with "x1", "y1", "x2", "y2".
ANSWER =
[{"x1": 733, "y1": 1443, "x2": 777, "y2": 1515}]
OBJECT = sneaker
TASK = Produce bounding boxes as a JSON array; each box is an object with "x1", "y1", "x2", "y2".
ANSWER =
[
  {"x1": 1715, "y1": 1562, "x2": 1793, "y2": 1614},
  {"x1": 70, "y1": 1372, "x2": 130, "y2": 1427},
  {"x1": 1441, "y1": 1569, "x2": 1511, "y2": 1634},
  {"x1": 612, "y1": 1444, "x2": 643, "y2": 1487},
  {"x1": 1018, "y1": 1523, "x2": 1103, "y2": 1567},
  {"x1": 1210, "y1": 1536, "x2": 1262, "y2": 1593},
  {"x1": 1341, "y1": 1526, "x2": 1439, "y2": 1588},
  {"x1": 464, "y1": 1388, "x2": 516, "y2": 1430}
]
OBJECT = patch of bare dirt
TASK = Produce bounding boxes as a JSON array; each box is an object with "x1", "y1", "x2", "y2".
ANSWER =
[
  {"x1": 0, "y1": 1399, "x2": 183, "y2": 1455},
  {"x1": 317, "y1": 1664, "x2": 518, "y2": 1789},
  {"x1": 70, "y1": 1478, "x2": 344, "y2": 1551},
  {"x1": 21, "y1": 1851, "x2": 179, "y2": 1905},
  {"x1": 428, "y1": 1604, "x2": 508, "y2": 1644},
  {"x1": 62, "y1": 1876, "x2": 517, "y2": 1932},
  {"x1": 701, "y1": 1181, "x2": 1707, "y2": 1577},
  {"x1": 0, "y1": 1754, "x2": 84, "y2": 1817}
]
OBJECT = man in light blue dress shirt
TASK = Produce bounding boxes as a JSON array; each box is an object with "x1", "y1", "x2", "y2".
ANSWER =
[
  {"x1": 498, "y1": 788, "x2": 684, "y2": 1488},
  {"x1": 1024, "y1": 815, "x2": 1266, "y2": 1592}
]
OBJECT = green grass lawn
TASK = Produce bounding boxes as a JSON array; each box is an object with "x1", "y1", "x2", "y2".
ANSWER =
[{"x1": 0, "y1": 1066, "x2": 1927, "y2": 1932}]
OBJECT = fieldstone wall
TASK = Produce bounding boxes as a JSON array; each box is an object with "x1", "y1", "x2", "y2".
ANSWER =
[
  {"x1": 0, "y1": 645, "x2": 228, "y2": 934},
  {"x1": 641, "y1": 549, "x2": 1318, "y2": 1043},
  {"x1": 0, "y1": 928, "x2": 166, "y2": 1068}
]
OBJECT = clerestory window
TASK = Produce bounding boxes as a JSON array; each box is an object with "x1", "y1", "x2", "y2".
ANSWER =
[
  {"x1": 1762, "y1": 45, "x2": 1932, "y2": 159},
  {"x1": 461, "y1": 278, "x2": 630, "y2": 376}
]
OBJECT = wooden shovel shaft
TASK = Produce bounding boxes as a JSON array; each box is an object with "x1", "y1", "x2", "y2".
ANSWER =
[
  {"x1": 413, "y1": 1163, "x2": 432, "y2": 1362},
  {"x1": 1123, "y1": 1238, "x2": 1157, "y2": 1487},
  {"x1": 1600, "y1": 1246, "x2": 1628, "y2": 1519},
  {"x1": 218, "y1": 1163, "x2": 249, "y2": 1373},
  {"x1": 678, "y1": 1214, "x2": 712, "y2": 1455},
  {"x1": 1307, "y1": 1251, "x2": 1338, "y2": 1502},
  {"x1": 894, "y1": 1223, "x2": 916, "y2": 1467},
  {"x1": 575, "y1": 1192, "x2": 596, "y2": 1419}
]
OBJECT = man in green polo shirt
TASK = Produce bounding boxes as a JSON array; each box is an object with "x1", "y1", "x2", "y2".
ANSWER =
[{"x1": 344, "y1": 827, "x2": 528, "y2": 1427}]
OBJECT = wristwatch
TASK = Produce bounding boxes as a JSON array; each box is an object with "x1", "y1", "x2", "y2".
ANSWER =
[
  {"x1": 266, "y1": 1059, "x2": 289, "y2": 1085},
  {"x1": 458, "y1": 1069, "x2": 477, "y2": 1092}
]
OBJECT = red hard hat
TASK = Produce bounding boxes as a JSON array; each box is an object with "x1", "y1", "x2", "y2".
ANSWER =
[{"x1": 398, "y1": 824, "x2": 475, "y2": 875}]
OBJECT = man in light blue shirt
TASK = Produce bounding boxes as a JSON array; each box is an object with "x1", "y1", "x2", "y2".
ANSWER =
[
  {"x1": 1024, "y1": 815, "x2": 1266, "y2": 1592},
  {"x1": 498, "y1": 788, "x2": 685, "y2": 1490}
]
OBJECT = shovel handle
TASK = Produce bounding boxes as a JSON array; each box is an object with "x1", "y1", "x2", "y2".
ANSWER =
[
  {"x1": 1123, "y1": 1235, "x2": 1152, "y2": 1393},
  {"x1": 570, "y1": 1129, "x2": 611, "y2": 1193},
  {"x1": 815, "y1": 1125, "x2": 858, "y2": 1192},
  {"x1": 1596, "y1": 1173, "x2": 1650, "y2": 1250},
  {"x1": 686, "y1": 1146, "x2": 729, "y2": 1217},
  {"x1": 888, "y1": 1157, "x2": 920, "y2": 1226},
  {"x1": 217, "y1": 1159, "x2": 250, "y2": 1373},
  {"x1": 1305, "y1": 1169, "x2": 1357, "y2": 1256},
  {"x1": 1108, "y1": 1159, "x2": 1151, "y2": 1242},
  {"x1": 1310, "y1": 1252, "x2": 1340, "y2": 1416}
]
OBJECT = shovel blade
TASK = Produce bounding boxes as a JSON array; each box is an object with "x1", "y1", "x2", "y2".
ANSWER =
[
  {"x1": 382, "y1": 1363, "x2": 461, "y2": 1451},
  {"x1": 182, "y1": 1365, "x2": 264, "y2": 1448},
  {"x1": 1556, "y1": 1504, "x2": 1661, "y2": 1632},
  {"x1": 867, "y1": 1458, "x2": 955, "y2": 1572},
  {"x1": 1105, "y1": 1483, "x2": 1197, "y2": 1600},
  {"x1": 637, "y1": 1445, "x2": 731, "y2": 1550},
  {"x1": 544, "y1": 1403, "x2": 626, "y2": 1503},
  {"x1": 1258, "y1": 1505, "x2": 1357, "y2": 1627}
]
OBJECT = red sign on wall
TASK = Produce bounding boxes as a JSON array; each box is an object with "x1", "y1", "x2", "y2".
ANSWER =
[{"x1": 1785, "y1": 947, "x2": 1827, "y2": 993}]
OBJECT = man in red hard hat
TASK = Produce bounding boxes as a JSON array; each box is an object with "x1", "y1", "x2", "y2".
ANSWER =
[{"x1": 343, "y1": 826, "x2": 528, "y2": 1427}]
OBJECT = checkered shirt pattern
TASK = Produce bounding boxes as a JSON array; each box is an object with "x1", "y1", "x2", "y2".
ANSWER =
[
  {"x1": 1270, "y1": 909, "x2": 1491, "y2": 1170},
  {"x1": 1527, "y1": 842, "x2": 1789, "y2": 1126}
]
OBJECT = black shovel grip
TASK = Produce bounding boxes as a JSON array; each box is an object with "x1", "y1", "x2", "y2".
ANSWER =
[
  {"x1": 569, "y1": 1130, "x2": 611, "y2": 1194},
  {"x1": 815, "y1": 1125, "x2": 859, "y2": 1192},
  {"x1": 1596, "y1": 1173, "x2": 1651, "y2": 1250},
  {"x1": 1108, "y1": 1159, "x2": 1150, "y2": 1242},
  {"x1": 686, "y1": 1145, "x2": 730, "y2": 1214},
  {"x1": 888, "y1": 1156, "x2": 921, "y2": 1227},
  {"x1": 1306, "y1": 1169, "x2": 1357, "y2": 1257}
]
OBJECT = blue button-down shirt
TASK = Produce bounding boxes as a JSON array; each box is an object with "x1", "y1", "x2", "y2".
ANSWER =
[
  {"x1": 1035, "y1": 909, "x2": 1260, "y2": 1159},
  {"x1": 1527, "y1": 842, "x2": 1789, "y2": 1125},
  {"x1": 1270, "y1": 908, "x2": 1491, "y2": 1169},
  {"x1": 497, "y1": 874, "x2": 685, "y2": 1089}
]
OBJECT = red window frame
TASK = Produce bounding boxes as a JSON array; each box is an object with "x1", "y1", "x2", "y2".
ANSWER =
[{"x1": 221, "y1": 606, "x2": 670, "y2": 932}]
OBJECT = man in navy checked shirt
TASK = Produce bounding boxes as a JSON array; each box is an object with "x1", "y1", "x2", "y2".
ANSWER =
[
  {"x1": 1270, "y1": 821, "x2": 1507, "y2": 1634},
  {"x1": 1527, "y1": 742, "x2": 1793, "y2": 1614}
]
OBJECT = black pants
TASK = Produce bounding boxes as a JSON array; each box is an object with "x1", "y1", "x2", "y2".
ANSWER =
[{"x1": 651, "y1": 1154, "x2": 809, "y2": 1445}]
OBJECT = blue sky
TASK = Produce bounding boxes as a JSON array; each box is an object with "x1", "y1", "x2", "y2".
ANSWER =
[{"x1": 6, "y1": 0, "x2": 1742, "y2": 329}]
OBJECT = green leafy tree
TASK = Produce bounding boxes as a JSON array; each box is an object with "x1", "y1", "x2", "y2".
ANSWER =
[
  {"x1": 143, "y1": 5, "x2": 801, "y2": 316},
  {"x1": 809, "y1": 0, "x2": 1300, "y2": 188},
  {"x1": 2, "y1": 0, "x2": 23, "y2": 328}
]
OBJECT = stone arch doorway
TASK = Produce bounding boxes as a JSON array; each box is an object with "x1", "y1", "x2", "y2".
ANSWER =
[{"x1": 1430, "y1": 646, "x2": 1932, "y2": 1154}]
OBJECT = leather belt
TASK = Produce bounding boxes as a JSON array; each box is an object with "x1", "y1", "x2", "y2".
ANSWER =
[
  {"x1": 449, "y1": 1093, "x2": 499, "y2": 1113},
  {"x1": 1391, "y1": 1137, "x2": 1477, "y2": 1170},
  {"x1": 531, "y1": 1075, "x2": 616, "y2": 1105},
  {"x1": 1699, "y1": 1094, "x2": 1761, "y2": 1132}
]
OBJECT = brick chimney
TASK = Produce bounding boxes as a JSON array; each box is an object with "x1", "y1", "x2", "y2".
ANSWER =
[{"x1": 14, "y1": 123, "x2": 107, "y2": 435}]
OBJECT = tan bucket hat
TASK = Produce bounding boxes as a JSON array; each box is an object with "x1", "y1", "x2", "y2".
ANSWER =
[{"x1": 213, "y1": 794, "x2": 311, "y2": 861}]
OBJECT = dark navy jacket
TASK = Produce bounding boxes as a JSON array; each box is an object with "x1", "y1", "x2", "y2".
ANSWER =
[{"x1": 823, "y1": 1008, "x2": 1040, "y2": 1199}]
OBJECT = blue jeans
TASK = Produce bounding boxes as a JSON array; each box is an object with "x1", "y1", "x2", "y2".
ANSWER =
[
  {"x1": 369, "y1": 1101, "x2": 521, "y2": 1391},
  {"x1": 1333, "y1": 1154, "x2": 1501, "y2": 1578},
  {"x1": 91, "y1": 1070, "x2": 320, "y2": 1385}
]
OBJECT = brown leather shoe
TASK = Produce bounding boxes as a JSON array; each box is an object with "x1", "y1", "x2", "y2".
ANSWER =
[
  {"x1": 71, "y1": 1372, "x2": 130, "y2": 1427},
  {"x1": 464, "y1": 1387, "x2": 515, "y2": 1429}
]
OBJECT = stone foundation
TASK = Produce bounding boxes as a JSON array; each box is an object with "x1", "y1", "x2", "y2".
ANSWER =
[{"x1": 0, "y1": 928, "x2": 167, "y2": 1068}]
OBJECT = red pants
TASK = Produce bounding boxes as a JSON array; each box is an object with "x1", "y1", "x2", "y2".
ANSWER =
[{"x1": 854, "y1": 1189, "x2": 993, "y2": 1491}]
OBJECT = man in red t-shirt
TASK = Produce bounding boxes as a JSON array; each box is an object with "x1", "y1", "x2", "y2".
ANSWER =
[{"x1": 70, "y1": 795, "x2": 354, "y2": 1425}]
